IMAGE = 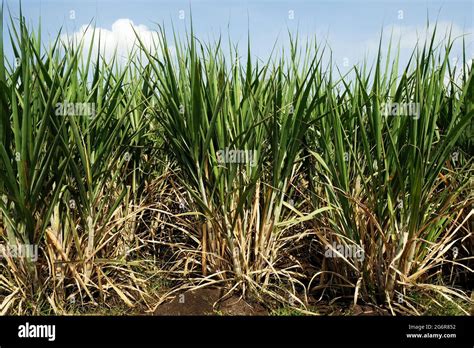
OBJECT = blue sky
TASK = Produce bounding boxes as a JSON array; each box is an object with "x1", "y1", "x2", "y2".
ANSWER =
[{"x1": 3, "y1": 0, "x2": 473, "y2": 70}]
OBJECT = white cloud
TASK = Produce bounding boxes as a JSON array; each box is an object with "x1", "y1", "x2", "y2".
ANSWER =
[
  {"x1": 363, "y1": 21, "x2": 473, "y2": 61},
  {"x1": 326, "y1": 21, "x2": 470, "y2": 79},
  {"x1": 375, "y1": 22, "x2": 473, "y2": 87},
  {"x1": 61, "y1": 19, "x2": 161, "y2": 63},
  {"x1": 394, "y1": 22, "x2": 466, "y2": 48}
]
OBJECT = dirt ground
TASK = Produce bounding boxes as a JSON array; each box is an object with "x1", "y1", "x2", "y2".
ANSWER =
[
  {"x1": 153, "y1": 287, "x2": 394, "y2": 316},
  {"x1": 154, "y1": 288, "x2": 268, "y2": 316}
]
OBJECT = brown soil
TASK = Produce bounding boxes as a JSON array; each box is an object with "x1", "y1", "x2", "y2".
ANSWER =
[
  {"x1": 154, "y1": 287, "x2": 268, "y2": 316},
  {"x1": 350, "y1": 304, "x2": 390, "y2": 316}
]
